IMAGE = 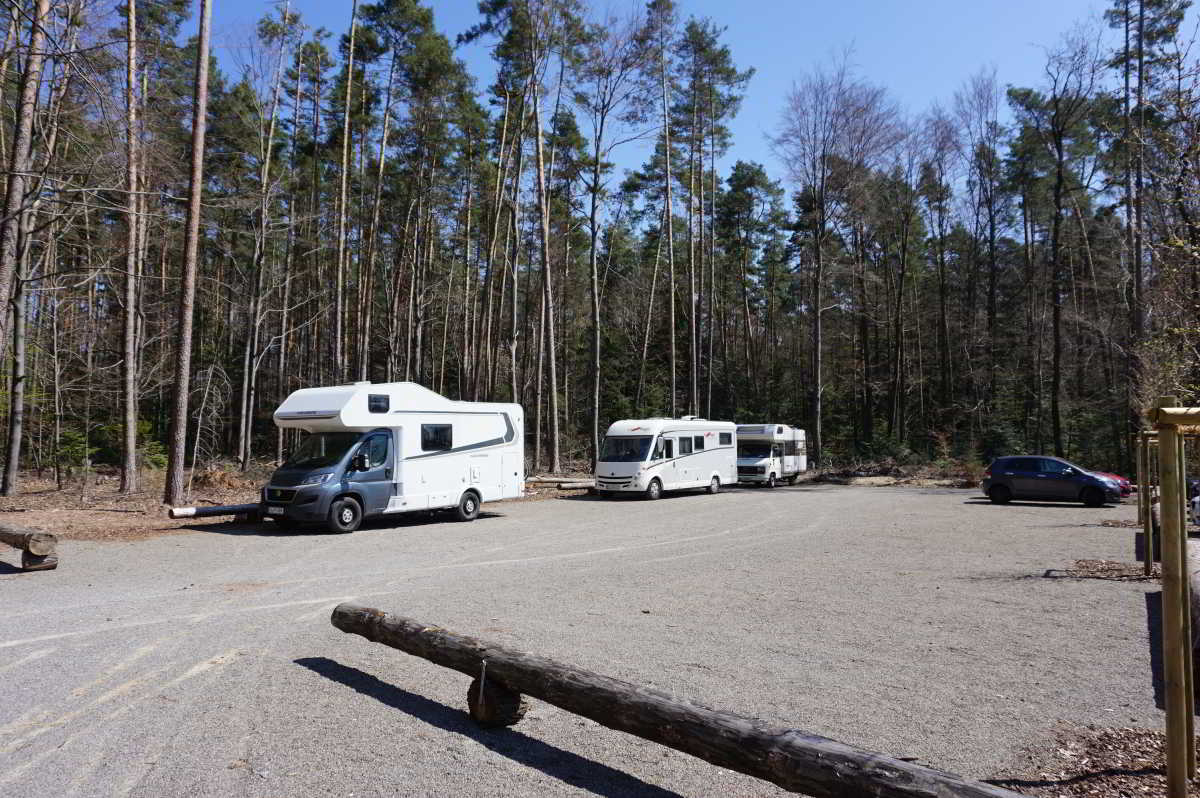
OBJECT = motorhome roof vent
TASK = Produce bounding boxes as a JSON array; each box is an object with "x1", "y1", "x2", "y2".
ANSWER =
[{"x1": 354, "y1": 381, "x2": 371, "y2": 386}]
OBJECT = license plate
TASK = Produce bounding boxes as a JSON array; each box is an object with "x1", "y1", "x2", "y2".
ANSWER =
[{"x1": 267, "y1": 506, "x2": 284, "y2": 516}]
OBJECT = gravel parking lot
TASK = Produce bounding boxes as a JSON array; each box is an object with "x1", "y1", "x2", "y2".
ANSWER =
[{"x1": 0, "y1": 484, "x2": 1155, "y2": 797}]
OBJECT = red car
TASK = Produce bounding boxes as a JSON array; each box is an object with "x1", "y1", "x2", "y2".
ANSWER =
[{"x1": 1097, "y1": 472, "x2": 1132, "y2": 498}]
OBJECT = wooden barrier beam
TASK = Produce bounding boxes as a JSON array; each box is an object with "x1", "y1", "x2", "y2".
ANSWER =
[
  {"x1": 0, "y1": 523, "x2": 58, "y2": 571},
  {"x1": 331, "y1": 603, "x2": 1027, "y2": 798}
]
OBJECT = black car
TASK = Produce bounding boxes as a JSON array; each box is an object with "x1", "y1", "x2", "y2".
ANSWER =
[{"x1": 982, "y1": 455, "x2": 1122, "y2": 507}]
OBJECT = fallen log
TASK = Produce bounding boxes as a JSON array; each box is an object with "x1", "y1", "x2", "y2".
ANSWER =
[
  {"x1": 168, "y1": 503, "x2": 261, "y2": 520},
  {"x1": 0, "y1": 523, "x2": 58, "y2": 571},
  {"x1": 330, "y1": 603, "x2": 1026, "y2": 798},
  {"x1": 555, "y1": 481, "x2": 594, "y2": 490}
]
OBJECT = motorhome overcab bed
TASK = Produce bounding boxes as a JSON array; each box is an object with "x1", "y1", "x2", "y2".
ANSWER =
[
  {"x1": 266, "y1": 382, "x2": 523, "y2": 532},
  {"x1": 595, "y1": 417, "x2": 737, "y2": 499},
  {"x1": 736, "y1": 424, "x2": 807, "y2": 486}
]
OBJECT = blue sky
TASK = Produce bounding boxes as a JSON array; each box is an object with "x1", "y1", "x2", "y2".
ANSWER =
[{"x1": 204, "y1": 0, "x2": 1151, "y2": 181}]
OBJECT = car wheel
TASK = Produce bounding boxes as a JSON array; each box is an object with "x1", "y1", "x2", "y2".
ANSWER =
[
  {"x1": 328, "y1": 497, "x2": 362, "y2": 533},
  {"x1": 707, "y1": 476, "x2": 720, "y2": 495},
  {"x1": 454, "y1": 491, "x2": 481, "y2": 521},
  {"x1": 1082, "y1": 487, "x2": 1105, "y2": 508},
  {"x1": 988, "y1": 485, "x2": 1012, "y2": 504},
  {"x1": 766, "y1": 474, "x2": 777, "y2": 489},
  {"x1": 644, "y1": 479, "x2": 662, "y2": 500}
]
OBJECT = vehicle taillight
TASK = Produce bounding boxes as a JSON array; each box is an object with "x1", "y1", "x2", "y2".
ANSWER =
[{"x1": 984, "y1": 469, "x2": 991, "y2": 478}]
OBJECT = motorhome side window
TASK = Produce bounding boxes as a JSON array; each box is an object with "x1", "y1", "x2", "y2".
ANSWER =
[
  {"x1": 368, "y1": 394, "x2": 389, "y2": 413},
  {"x1": 366, "y1": 435, "x2": 389, "y2": 467},
  {"x1": 693, "y1": 435, "x2": 704, "y2": 450},
  {"x1": 663, "y1": 438, "x2": 674, "y2": 458},
  {"x1": 421, "y1": 424, "x2": 452, "y2": 451},
  {"x1": 679, "y1": 437, "x2": 693, "y2": 455},
  {"x1": 719, "y1": 432, "x2": 732, "y2": 445}
]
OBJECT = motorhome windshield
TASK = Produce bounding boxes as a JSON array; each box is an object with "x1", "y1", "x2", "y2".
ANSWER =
[
  {"x1": 738, "y1": 441, "x2": 772, "y2": 459},
  {"x1": 283, "y1": 432, "x2": 362, "y2": 469},
  {"x1": 600, "y1": 435, "x2": 652, "y2": 463}
]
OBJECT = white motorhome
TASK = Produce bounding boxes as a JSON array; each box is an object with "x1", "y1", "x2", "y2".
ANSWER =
[
  {"x1": 595, "y1": 417, "x2": 737, "y2": 499},
  {"x1": 736, "y1": 424, "x2": 807, "y2": 487},
  {"x1": 267, "y1": 382, "x2": 523, "y2": 531}
]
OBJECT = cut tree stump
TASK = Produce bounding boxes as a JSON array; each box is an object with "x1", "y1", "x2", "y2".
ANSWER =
[{"x1": 330, "y1": 603, "x2": 1027, "y2": 798}]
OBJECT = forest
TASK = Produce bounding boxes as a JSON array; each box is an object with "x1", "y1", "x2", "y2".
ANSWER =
[{"x1": 0, "y1": 0, "x2": 1194, "y2": 503}]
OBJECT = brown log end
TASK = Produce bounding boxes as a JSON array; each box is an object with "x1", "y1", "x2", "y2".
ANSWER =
[
  {"x1": 21, "y1": 552, "x2": 58, "y2": 571},
  {"x1": 467, "y1": 676, "x2": 528, "y2": 728}
]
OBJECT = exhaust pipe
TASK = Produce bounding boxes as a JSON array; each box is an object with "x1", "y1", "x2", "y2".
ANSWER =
[{"x1": 168, "y1": 503, "x2": 262, "y2": 520}]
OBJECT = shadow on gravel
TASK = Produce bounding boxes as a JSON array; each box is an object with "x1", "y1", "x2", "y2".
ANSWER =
[
  {"x1": 560, "y1": 484, "x2": 824, "y2": 501},
  {"x1": 177, "y1": 511, "x2": 504, "y2": 537},
  {"x1": 986, "y1": 767, "x2": 1163, "y2": 791},
  {"x1": 1145, "y1": 591, "x2": 1166, "y2": 711},
  {"x1": 961, "y1": 499, "x2": 1117, "y2": 509},
  {"x1": 295, "y1": 657, "x2": 684, "y2": 798},
  {"x1": 0, "y1": 558, "x2": 23, "y2": 574}
]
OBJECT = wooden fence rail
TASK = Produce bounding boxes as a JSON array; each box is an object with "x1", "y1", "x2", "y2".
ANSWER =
[
  {"x1": 0, "y1": 523, "x2": 58, "y2": 571},
  {"x1": 331, "y1": 603, "x2": 1026, "y2": 798}
]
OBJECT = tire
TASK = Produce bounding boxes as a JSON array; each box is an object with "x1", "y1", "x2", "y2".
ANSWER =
[
  {"x1": 766, "y1": 474, "x2": 777, "y2": 489},
  {"x1": 1082, "y1": 487, "x2": 1105, "y2": 508},
  {"x1": 328, "y1": 496, "x2": 362, "y2": 533},
  {"x1": 988, "y1": 485, "x2": 1012, "y2": 504},
  {"x1": 644, "y1": 479, "x2": 663, "y2": 500},
  {"x1": 454, "y1": 491, "x2": 481, "y2": 521},
  {"x1": 707, "y1": 476, "x2": 720, "y2": 495}
]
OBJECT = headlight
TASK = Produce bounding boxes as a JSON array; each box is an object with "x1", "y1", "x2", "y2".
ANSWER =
[{"x1": 298, "y1": 473, "x2": 333, "y2": 486}]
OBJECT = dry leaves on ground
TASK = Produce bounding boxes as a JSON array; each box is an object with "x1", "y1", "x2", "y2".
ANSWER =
[{"x1": 992, "y1": 724, "x2": 1197, "y2": 797}]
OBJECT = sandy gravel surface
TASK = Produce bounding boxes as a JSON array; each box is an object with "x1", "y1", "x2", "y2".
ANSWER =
[{"x1": 0, "y1": 484, "x2": 1153, "y2": 797}]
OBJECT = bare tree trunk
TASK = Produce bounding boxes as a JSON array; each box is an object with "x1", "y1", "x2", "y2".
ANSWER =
[
  {"x1": 0, "y1": 0, "x2": 49, "y2": 359},
  {"x1": 120, "y1": 0, "x2": 140, "y2": 492},
  {"x1": 333, "y1": 0, "x2": 359, "y2": 383},
  {"x1": 360, "y1": 48, "x2": 397, "y2": 382},
  {"x1": 659, "y1": 25, "x2": 677, "y2": 417},
  {"x1": 163, "y1": 0, "x2": 213, "y2": 506},
  {"x1": 528, "y1": 15, "x2": 560, "y2": 472}
]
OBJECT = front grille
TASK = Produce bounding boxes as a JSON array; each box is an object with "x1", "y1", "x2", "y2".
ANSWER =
[
  {"x1": 598, "y1": 478, "x2": 632, "y2": 488},
  {"x1": 738, "y1": 466, "x2": 764, "y2": 476},
  {"x1": 267, "y1": 487, "x2": 297, "y2": 503}
]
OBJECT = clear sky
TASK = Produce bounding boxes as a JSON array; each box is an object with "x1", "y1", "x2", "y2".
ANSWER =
[{"x1": 202, "y1": 0, "x2": 1160, "y2": 182}]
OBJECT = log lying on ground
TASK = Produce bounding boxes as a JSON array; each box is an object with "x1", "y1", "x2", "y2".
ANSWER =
[
  {"x1": 0, "y1": 523, "x2": 58, "y2": 571},
  {"x1": 168, "y1": 503, "x2": 261, "y2": 520},
  {"x1": 330, "y1": 603, "x2": 1026, "y2": 798}
]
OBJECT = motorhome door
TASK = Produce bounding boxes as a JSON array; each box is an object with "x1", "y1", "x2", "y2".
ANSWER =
[{"x1": 347, "y1": 431, "x2": 394, "y2": 515}]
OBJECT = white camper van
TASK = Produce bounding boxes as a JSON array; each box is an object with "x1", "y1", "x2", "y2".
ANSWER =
[
  {"x1": 736, "y1": 424, "x2": 807, "y2": 487},
  {"x1": 267, "y1": 382, "x2": 523, "y2": 531},
  {"x1": 595, "y1": 417, "x2": 737, "y2": 499}
]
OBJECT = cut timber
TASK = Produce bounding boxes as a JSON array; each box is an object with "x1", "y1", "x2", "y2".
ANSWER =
[
  {"x1": 330, "y1": 603, "x2": 1026, "y2": 798},
  {"x1": 555, "y1": 481, "x2": 594, "y2": 490},
  {"x1": 21, "y1": 552, "x2": 57, "y2": 571},
  {"x1": 168, "y1": 503, "x2": 261, "y2": 520},
  {"x1": 0, "y1": 523, "x2": 58, "y2": 572}
]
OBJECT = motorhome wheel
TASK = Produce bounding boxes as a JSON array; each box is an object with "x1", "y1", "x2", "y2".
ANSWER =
[
  {"x1": 766, "y1": 474, "x2": 777, "y2": 489},
  {"x1": 707, "y1": 476, "x2": 720, "y2": 494},
  {"x1": 644, "y1": 479, "x2": 662, "y2": 500},
  {"x1": 329, "y1": 497, "x2": 362, "y2": 533},
  {"x1": 455, "y1": 491, "x2": 481, "y2": 522}
]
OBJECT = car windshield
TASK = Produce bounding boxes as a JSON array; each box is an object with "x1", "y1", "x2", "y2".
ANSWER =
[
  {"x1": 738, "y1": 441, "x2": 772, "y2": 459},
  {"x1": 599, "y1": 436, "x2": 652, "y2": 463},
  {"x1": 282, "y1": 432, "x2": 362, "y2": 469}
]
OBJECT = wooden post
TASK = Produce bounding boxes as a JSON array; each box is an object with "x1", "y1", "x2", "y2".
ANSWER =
[
  {"x1": 1177, "y1": 432, "x2": 1196, "y2": 777},
  {"x1": 331, "y1": 603, "x2": 1027, "y2": 798},
  {"x1": 1139, "y1": 432, "x2": 1154, "y2": 574},
  {"x1": 0, "y1": 522, "x2": 57, "y2": 571},
  {"x1": 1157, "y1": 398, "x2": 1190, "y2": 798}
]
